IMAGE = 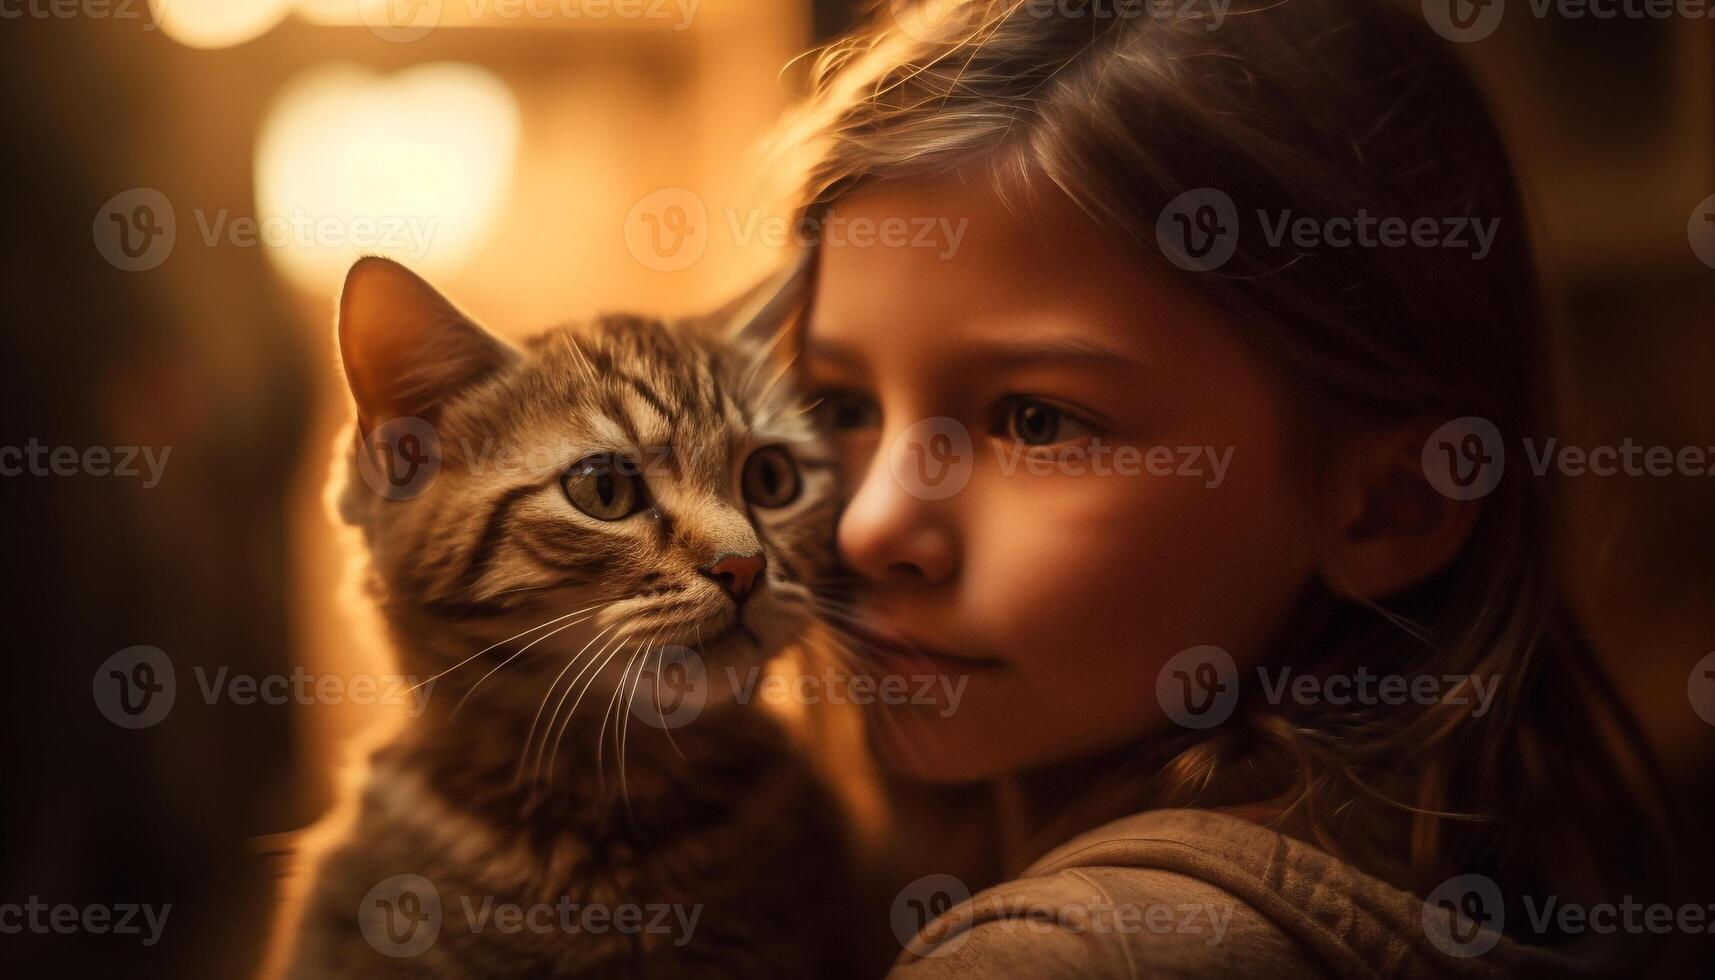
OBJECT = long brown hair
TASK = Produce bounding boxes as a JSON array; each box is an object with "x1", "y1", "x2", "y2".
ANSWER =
[{"x1": 774, "y1": 0, "x2": 1673, "y2": 906}]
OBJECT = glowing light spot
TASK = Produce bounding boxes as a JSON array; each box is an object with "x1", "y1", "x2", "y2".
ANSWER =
[
  {"x1": 147, "y1": 0, "x2": 294, "y2": 49},
  {"x1": 254, "y1": 62, "x2": 521, "y2": 292}
]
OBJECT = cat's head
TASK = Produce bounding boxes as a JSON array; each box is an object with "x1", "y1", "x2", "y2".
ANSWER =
[{"x1": 333, "y1": 257, "x2": 835, "y2": 718}]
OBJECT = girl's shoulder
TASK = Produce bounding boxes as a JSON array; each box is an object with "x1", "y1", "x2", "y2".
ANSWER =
[{"x1": 886, "y1": 809, "x2": 1602, "y2": 979}]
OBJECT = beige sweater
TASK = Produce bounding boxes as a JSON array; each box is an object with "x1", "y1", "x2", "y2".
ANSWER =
[{"x1": 887, "y1": 809, "x2": 1612, "y2": 979}]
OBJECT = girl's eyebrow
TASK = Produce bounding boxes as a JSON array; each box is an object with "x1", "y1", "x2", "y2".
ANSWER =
[
  {"x1": 804, "y1": 334, "x2": 1144, "y2": 372},
  {"x1": 964, "y1": 334, "x2": 1146, "y2": 371}
]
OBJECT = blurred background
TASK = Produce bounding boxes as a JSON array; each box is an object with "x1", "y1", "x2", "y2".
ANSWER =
[{"x1": 0, "y1": 1, "x2": 1709, "y2": 975}]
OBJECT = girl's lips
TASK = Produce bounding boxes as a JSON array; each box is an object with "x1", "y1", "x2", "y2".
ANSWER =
[{"x1": 839, "y1": 620, "x2": 1004, "y2": 675}]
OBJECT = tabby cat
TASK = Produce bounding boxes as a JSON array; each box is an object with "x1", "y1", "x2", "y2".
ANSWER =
[{"x1": 284, "y1": 256, "x2": 854, "y2": 978}]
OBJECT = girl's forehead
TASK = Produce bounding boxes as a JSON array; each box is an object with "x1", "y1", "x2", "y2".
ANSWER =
[{"x1": 805, "y1": 173, "x2": 1238, "y2": 378}]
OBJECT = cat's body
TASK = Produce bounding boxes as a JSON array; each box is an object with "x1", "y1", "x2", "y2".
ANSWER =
[
  {"x1": 284, "y1": 258, "x2": 854, "y2": 978},
  {"x1": 290, "y1": 693, "x2": 849, "y2": 978}
]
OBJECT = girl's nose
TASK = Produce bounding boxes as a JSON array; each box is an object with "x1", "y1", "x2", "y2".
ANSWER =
[{"x1": 836, "y1": 444, "x2": 958, "y2": 587}]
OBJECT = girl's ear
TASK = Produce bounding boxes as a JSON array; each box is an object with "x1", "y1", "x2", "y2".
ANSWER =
[
  {"x1": 337, "y1": 257, "x2": 517, "y2": 436},
  {"x1": 1316, "y1": 422, "x2": 1482, "y2": 601}
]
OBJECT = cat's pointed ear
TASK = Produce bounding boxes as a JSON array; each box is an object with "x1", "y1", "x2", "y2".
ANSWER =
[
  {"x1": 337, "y1": 257, "x2": 517, "y2": 435},
  {"x1": 709, "y1": 252, "x2": 814, "y2": 355}
]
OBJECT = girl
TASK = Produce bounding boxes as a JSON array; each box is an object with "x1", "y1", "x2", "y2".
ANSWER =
[{"x1": 774, "y1": 0, "x2": 1679, "y2": 975}]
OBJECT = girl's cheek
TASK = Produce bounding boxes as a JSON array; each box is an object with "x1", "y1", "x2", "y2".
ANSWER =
[
  {"x1": 962, "y1": 469, "x2": 1156, "y2": 628},
  {"x1": 967, "y1": 454, "x2": 1305, "y2": 655}
]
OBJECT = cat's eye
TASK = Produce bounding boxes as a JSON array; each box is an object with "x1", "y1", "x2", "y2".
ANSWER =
[
  {"x1": 561, "y1": 454, "x2": 645, "y2": 521},
  {"x1": 809, "y1": 387, "x2": 881, "y2": 433},
  {"x1": 741, "y1": 446, "x2": 801, "y2": 508},
  {"x1": 992, "y1": 396, "x2": 1099, "y2": 447}
]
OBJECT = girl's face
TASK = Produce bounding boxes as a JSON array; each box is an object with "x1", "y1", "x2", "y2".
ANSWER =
[{"x1": 804, "y1": 173, "x2": 1324, "y2": 782}]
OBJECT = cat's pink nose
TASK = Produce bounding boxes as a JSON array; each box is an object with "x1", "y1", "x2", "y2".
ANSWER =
[{"x1": 702, "y1": 553, "x2": 765, "y2": 604}]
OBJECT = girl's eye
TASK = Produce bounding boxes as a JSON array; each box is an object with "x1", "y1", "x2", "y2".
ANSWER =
[
  {"x1": 561, "y1": 454, "x2": 645, "y2": 521},
  {"x1": 741, "y1": 445, "x2": 801, "y2": 508},
  {"x1": 809, "y1": 387, "x2": 881, "y2": 433},
  {"x1": 994, "y1": 397, "x2": 1098, "y2": 446}
]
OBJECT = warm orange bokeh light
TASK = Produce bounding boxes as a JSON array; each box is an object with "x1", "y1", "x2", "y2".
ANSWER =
[
  {"x1": 147, "y1": 0, "x2": 295, "y2": 48},
  {"x1": 254, "y1": 62, "x2": 521, "y2": 292}
]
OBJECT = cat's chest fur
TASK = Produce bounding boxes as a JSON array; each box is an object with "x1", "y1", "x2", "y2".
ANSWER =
[{"x1": 292, "y1": 701, "x2": 852, "y2": 979}]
